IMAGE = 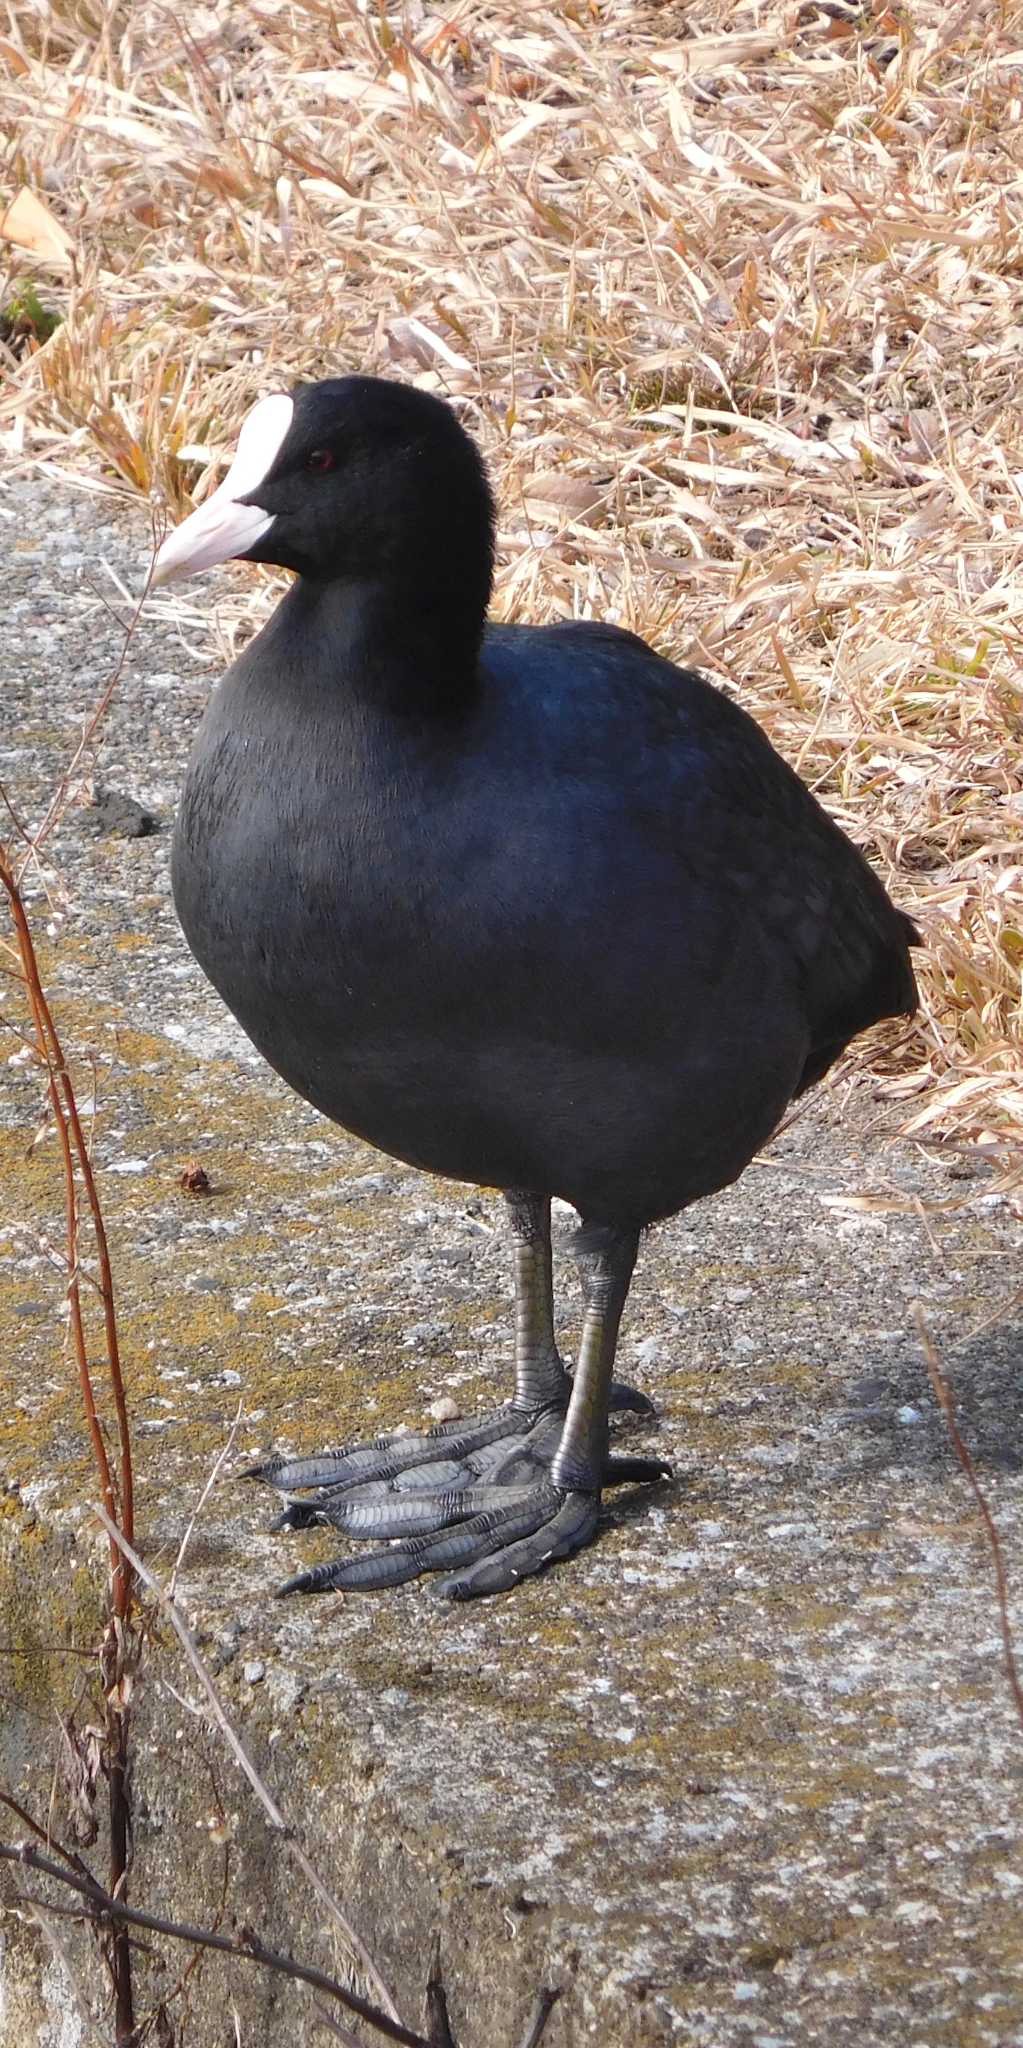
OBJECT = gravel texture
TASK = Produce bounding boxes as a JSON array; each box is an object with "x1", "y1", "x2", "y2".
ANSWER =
[{"x1": 2, "y1": 479, "x2": 1022, "y2": 2047}]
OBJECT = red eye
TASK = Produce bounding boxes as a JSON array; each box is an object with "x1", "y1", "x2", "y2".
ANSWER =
[{"x1": 307, "y1": 448, "x2": 334, "y2": 473}]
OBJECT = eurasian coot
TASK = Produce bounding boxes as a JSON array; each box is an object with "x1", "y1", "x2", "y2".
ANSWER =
[{"x1": 153, "y1": 376, "x2": 919, "y2": 1600}]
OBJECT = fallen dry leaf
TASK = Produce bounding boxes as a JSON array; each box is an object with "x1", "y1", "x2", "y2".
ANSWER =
[{"x1": 0, "y1": 185, "x2": 74, "y2": 266}]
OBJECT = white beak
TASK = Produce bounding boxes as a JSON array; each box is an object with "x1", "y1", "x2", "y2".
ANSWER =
[{"x1": 152, "y1": 391, "x2": 294, "y2": 587}]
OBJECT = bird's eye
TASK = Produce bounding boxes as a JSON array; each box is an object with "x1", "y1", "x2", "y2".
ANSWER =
[{"x1": 307, "y1": 448, "x2": 335, "y2": 473}]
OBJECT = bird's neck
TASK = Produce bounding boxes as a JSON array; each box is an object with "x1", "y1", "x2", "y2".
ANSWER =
[{"x1": 279, "y1": 573, "x2": 485, "y2": 717}]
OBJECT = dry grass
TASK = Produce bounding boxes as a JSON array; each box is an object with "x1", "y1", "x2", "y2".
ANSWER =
[{"x1": 2, "y1": 0, "x2": 1022, "y2": 1180}]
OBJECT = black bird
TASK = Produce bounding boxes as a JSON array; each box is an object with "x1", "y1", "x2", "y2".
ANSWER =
[{"x1": 153, "y1": 376, "x2": 919, "y2": 1600}]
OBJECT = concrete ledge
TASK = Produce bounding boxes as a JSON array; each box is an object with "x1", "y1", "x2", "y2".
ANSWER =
[{"x1": 3, "y1": 482, "x2": 1023, "y2": 2046}]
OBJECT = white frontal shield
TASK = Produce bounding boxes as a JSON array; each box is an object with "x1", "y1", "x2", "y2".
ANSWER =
[{"x1": 152, "y1": 392, "x2": 294, "y2": 587}]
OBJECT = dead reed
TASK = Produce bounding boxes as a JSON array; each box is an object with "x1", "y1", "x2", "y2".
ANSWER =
[{"x1": 2, "y1": 0, "x2": 1022, "y2": 1174}]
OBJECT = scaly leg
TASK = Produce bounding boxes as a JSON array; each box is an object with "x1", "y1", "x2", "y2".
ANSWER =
[
  {"x1": 254, "y1": 1193, "x2": 566, "y2": 1506},
  {"x1": 253, "y1": 1200, "x2": 664, "y2": 1597}
]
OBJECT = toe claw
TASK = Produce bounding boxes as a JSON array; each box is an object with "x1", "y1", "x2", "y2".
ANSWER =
[
  {"x1": 603, "y1": 1454, "x2": 673, "y2": 1485},
  {"x1": 275, "y1": 1561, "x2": 344, "y2": 1596},
  {"x1": 607, "y1": 1379, "x2": 657, "y2": 1416},
  {"x1": 269, "y1": 1501, "x2": 323, "y2": 1533}
]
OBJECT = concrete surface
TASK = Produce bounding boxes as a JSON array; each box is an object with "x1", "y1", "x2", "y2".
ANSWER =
[{"x1": 2, "y1": 480, "x2": 1023, "y2": 2047}]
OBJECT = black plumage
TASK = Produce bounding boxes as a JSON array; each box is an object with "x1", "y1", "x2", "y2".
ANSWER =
[{"x1": 154, "y1": 375, "x2": 919, "y2": 1599}]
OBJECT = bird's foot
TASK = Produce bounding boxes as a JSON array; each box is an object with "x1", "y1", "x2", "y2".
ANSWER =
[
  {"x1": 247, "y1": 1394, "x2": 667, "y2": 1599},
  {"x1": 277, "y1": 1478, "x2": 602, "y2": 1599},
  {"x1": 249, "y1": 1399, "x2": 566, "y2": 1516},
  {"x1": 248, "y1": 1373, "x2": 653, "y2": 1518}
]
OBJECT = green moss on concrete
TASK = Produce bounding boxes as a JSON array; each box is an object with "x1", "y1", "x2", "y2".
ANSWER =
[{"x1": 0, "y1": 1522, "x2": 104, "y2": 1717}]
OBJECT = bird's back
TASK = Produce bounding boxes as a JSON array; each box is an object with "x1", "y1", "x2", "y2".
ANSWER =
[{"x1": 483, "y1": 618, "x2": 919, "y2": 1097}]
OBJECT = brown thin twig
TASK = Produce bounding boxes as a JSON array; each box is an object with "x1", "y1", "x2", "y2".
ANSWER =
[
  {"x1": 962, "y1": 1285, "x2": 1023, "y2": 1345},
  {"x1": 0, "y1": 1644, "x2": 98, "y2": 1660},
  {"x1": 313, "y1": 2003, "x2": 372, "y2": 2047},
  {"x1": 916, "y1": 1306, "x2": 1023, "y2": 1734},
  {"x1": 168, "y1": 1400, "x2": 243, "y2": 1598},
  {"x1": 0, "y1": 851, "x2": 134, "y2": 1599},
  {"x1": 317, "y1": 1968, "x2": 564, "y2": 2047},
  {"x1": 0, "y1": 539, "x2": 162, "y2": 2032},
  {"x1": 0, "y1": 833, "x2": 139, "y2": 2042},
  {"x1": 22, "y1": 1896, "x2": 112, "y2": 2048},
  {"x1": 0, "y1": 1789, "x2": 90, "y2": 1881},
  {"x1": 0, "y1": 1843, "x2": 430, "y2": 2048},
  {"x1": 515, "y1": 1988, "x2": 561, "y2": 2048},
  {"x1": 91, "y1": 1504, "x2": 403, "y2": 2026}
]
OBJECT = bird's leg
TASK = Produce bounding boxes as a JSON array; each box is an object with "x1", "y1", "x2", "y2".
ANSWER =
[
  {"x1": 270, "y1": 1221, "x2": 667, "y2": 1600},
  {"x1": 253, "y1": 1193, "x2": 572, "y2": 1540},
  {"x1": 505, "y1": 1190, "x2": 570, "y2": 1411},
  {"x1": 552, "y1": 1227, "x2": 639, "y2": 1492},
  {"x1": 505, "y1": 1191, "x2": 652, "y2": 1419}
]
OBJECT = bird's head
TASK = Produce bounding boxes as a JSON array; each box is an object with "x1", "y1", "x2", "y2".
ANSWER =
[{"x1": 153, "y1": 376, "x2": 495, "y2": 623}]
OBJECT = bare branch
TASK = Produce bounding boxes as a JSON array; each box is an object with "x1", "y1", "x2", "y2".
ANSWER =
[
  {"x1": 916, "y1": 1307, "x2": 1023, "y2": 1733},
  {"x1": 515, "y1": 1988, "x2": 562, "y2": 2048},
  {"x1": 0, "y1": 853, "x2": 135, "y2": 1610},
  {"x1": 92, "y1": 1505, "x2": 402, "y2": 2026},
  {"x1": 0, "y1": 1789, "x2": 89, "y2": 1879},
  {"x1": 19, "y1": 1896, "x2": 111, "y2": 2048},
  {"x1": 1, "y1": 1843, "x2": 429, "y2": 2048}
]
